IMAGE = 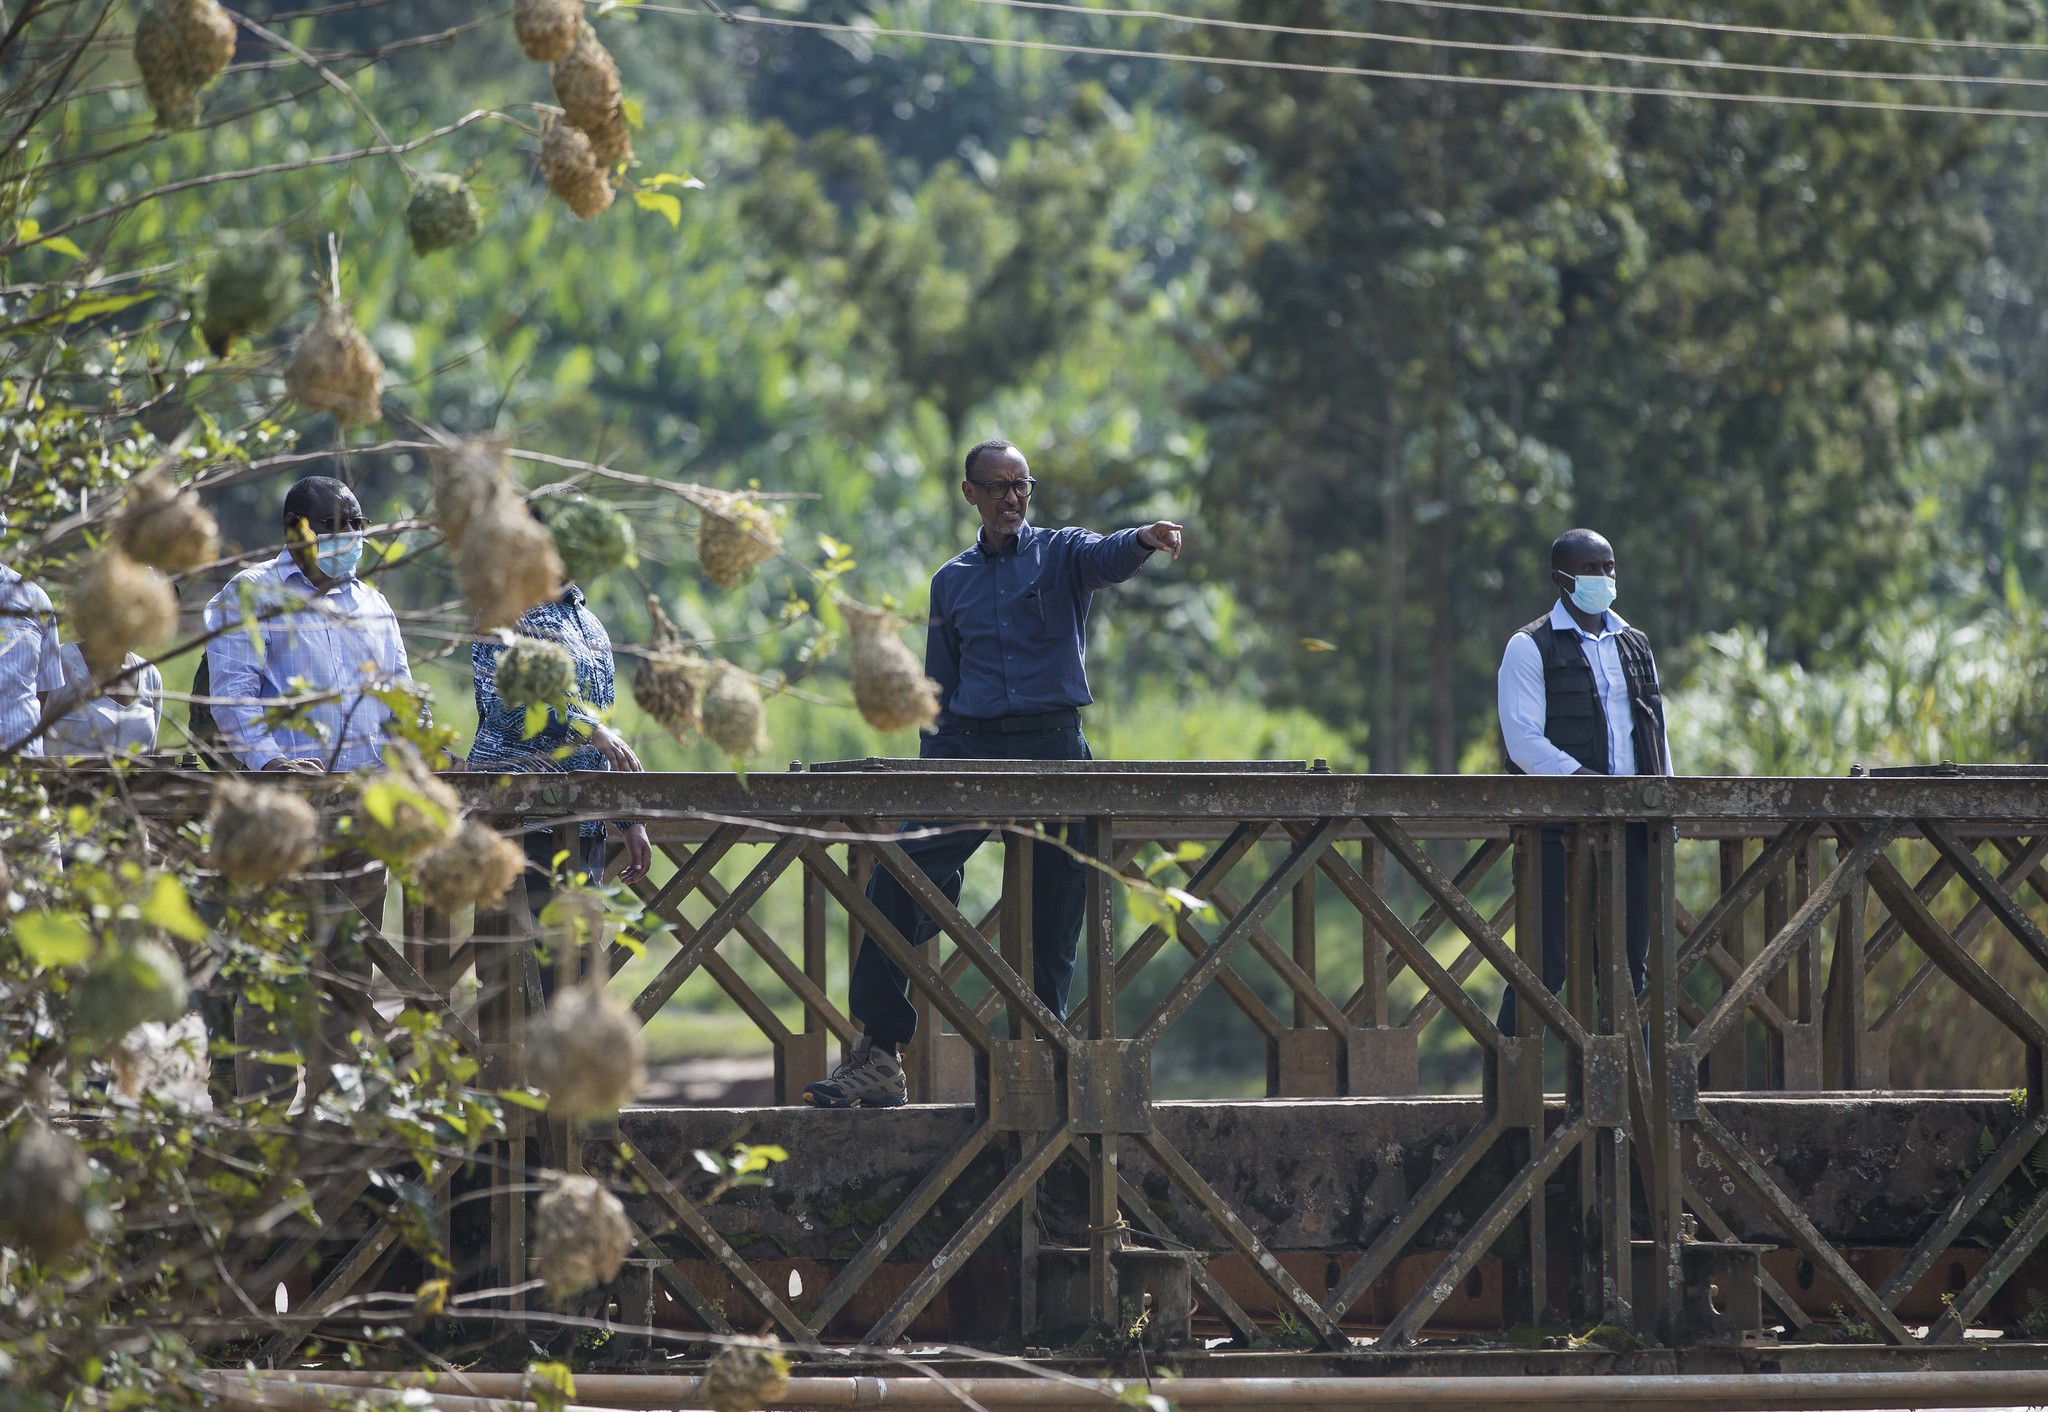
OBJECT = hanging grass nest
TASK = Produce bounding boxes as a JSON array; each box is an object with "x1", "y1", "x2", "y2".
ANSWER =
[
  {"x1": 527, "y1": 983, "x2": 644, "y2": 1121},
  {"x1": 494, "y1": 634, "x2": 576, "y2": 713},
  {"x1": 133, "y1": 0, "x2": 238, "y2": 131},
  {"x1": 69, "y1": 940, "x2": 188, "y2": 1047},
  {"x1": 199, "y1": 232, "x2": 299, "y2": 357},
  {"x1": 632, "y1": 598, "x2": 704, "y2": 739},
  {"x1": 514, "y1": 0, "x2": 581, "y2": 61},
  {"x1": 431, "y1": 436, "x2": 512, "y2": 550},
  {"x1": 537, "y1": 495, "x2": 636, "y2": 585},
  {"x1": 703, "y1": 1338, "x2": 793, "y2": 1412},
  {"x1": 114, "y1": 469, "x2": 219, "y2": 573},
  {"x1": 0, "y1": 1118, "x2": 93, "y2": 1265},
  {"x1": 405, "y1": 172, "x2": 483, "y2": 256},
  {"x1": 354, "y1": 748, "x2": 462, "y2": 864},
  {"x1": 532, "y1": 1171, "x2": 631, "y2": 1299},
  {"x1": 285, "y1": 296, "x2": 384, "y2": 426},
  {"x1": 458, "y1": 492, "x2": 564, "y2": 632},
  {"x1": 209, "y1": 777, "x2": 320, "y2": 886},
  {"x1": 540, "y1": 112, "x2": 614, "y2": 219},
  {"x1": 699, "y1": 663, "x2": 769, "y2": 760},
  {"x1": 843, "y1": 601, "x2": 941, "y2": 734},
  {"x1": 72, "y1": 549, "x2": 176, "y2": 677},
  {"x1": 694, "y1": 489, "x2": 781, "y2": 590},
  {"x1": 551, "y1": 22, "x2": 632, "y2": 167},
  {"x1": 414, "y1": 817, "x2": 527, "y2": 914}
]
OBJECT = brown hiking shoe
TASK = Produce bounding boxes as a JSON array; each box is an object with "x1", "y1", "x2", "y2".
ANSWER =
[{"x1": 802, "y1": 1035, "x2": 907, "y2": 1109}]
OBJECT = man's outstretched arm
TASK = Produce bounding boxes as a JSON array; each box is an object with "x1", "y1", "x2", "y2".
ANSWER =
[{"x1": 1074, "y1": 520, "x2": 1185, "y2": 591}]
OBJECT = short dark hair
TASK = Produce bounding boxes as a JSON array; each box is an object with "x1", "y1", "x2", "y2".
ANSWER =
[
  {"x1": 282, "y1": 475, "x2": 355, "y2": 527},
  {"x1": 1551, "y1": 527, "x2": 1610, "y2": 570},
  {"x1": 963, "y1": 439, "x2": 1019, "y2": 479}
]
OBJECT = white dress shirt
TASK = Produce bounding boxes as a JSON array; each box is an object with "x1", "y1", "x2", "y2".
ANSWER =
[
  {"x1": 1498, "y1": 600, "x2": 1664, "y2": 776},
  {"x1": 0, "y1": 563, "x2": 65, "y2": 755},
  {"x1": 48, "y1": 644, "x2": 162, "y2": 756},
  {"x1": 202, "y1": 551, "x2": 413, "y2": 771}
]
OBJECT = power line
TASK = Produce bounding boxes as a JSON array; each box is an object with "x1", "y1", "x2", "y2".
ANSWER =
[
  {"x1": 1225, "y1": 0, "x2": 2048, "y2": 57},
  {"x1": 647, "y1": 5, "x2": 2048, "y2": 120},
  {"x1": 957, "y1": 0, "x2": 2048, "y2": 91}
]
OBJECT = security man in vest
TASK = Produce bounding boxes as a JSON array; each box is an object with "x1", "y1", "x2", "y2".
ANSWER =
[{"x1": 1496, "y1": 527, "x2": 1670, "y2": 1036}]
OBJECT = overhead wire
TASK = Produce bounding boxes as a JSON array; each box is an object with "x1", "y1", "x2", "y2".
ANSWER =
[
  {"x1": 644, "y1": 5, "x2": 2048, "y2": 120},
  {"x1": 954, "y1": 0, "x2": 2048, "y2": 91}
]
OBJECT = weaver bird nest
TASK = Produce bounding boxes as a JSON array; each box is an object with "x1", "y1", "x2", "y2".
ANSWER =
[
  {"x1": 114, "y1": 470, "x2": 219, "y2": 574},
  {"x1": 405, "y1": 173, "x2": 483, "y2": 255},
  {"x1": 414, "y1": 818, "x2": 527, "y2": 914},
  {"x1": 199, "y1": 233, "x2": 300, "y2": 357},
  {"x1": 540, "y1": 112, "x2": 614, "y2": 219},
  {"x1": 72, "y1": 549, "x2": 176, "y2": 677},
  {"x1": 494, "y1": 634, "x2": 576, "y2": 712},
  {"x1": 354, "y1": 749, "x2": 462, "y2": 863},
  {"x1": 69, "y1": 941, "x2": 188, "y2": 1047},
  {"x1": 843, "y1": 601, "x2": 941, "y2": 734},
  {"x1": 551, "y1": 22, "x2": 632, "y2": 167},
  {"x1": 133, "y1": 0, "x2": 237, "y2": 130},
  {"x1": 513, "y1": 0, "x2": 581, "y2": 62},
  {"x1": 431, "y1": 436, "x2": 512, "y2": 550},
  {"x1": 209, "y1": 777, "x2": 320, "y2": 887},
  {"x1": 285, "y1": 296, "x2": 384, "y2": 426},
  {"x1": 700, "y1": 663, "x2": 769, "y2": 760},
  {"x1": 632, "y1": 596, "x2": 704, "y2": 737},
  {"x1": 537, "y1": 495, "x2": 636, "y2": 585},
  {"x1": 0, "y1": 1120, "x2": 93, "y2": 1265},
  {"x1": 694, "y1": 489, "x2": 781, "y2": 590},
  {"x1": 533, "y1": 1171, "x2": 631, "y2": 1299},
  {"x1": 527, "y1": 983, "x2": 645, "y2": 1121},
  {"x1": 459, "y1": 491, "x2": 564, "y2": 632},
  {"x1": 703, "y1": 1338, "x2": 793, "y2": 1412}
]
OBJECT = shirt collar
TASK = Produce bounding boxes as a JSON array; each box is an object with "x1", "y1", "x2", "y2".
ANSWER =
[
  {"x1": 1549, "y1": 599, "x2": 1630, "y2": 639},
  {"x1": 975, "y1": 521, "x2": 1036, "y2": 559},
  {"x1": 273, "y1": 547, "x2": 356, "y2": 596},
  {"x1": 559, "y1": 584, "x2": 586, "y2": 607}
]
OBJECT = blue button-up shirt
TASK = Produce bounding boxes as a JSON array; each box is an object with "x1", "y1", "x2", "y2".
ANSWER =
[
  {"x1": 203, "y1": 551, "x2": 414, "y2": 772},
  {"x1": 1498, "y1": 600, "x2": 1668, "y2": 776},
  {"x1": 468, "y1": 587, "x2": 629, "y2": 841},
  {"x1": 925, "y1": 521, "x2": 1154, "y2": 721},
  {"x1": 0, "y1": 563, "x2": 65, "y2": 755}
]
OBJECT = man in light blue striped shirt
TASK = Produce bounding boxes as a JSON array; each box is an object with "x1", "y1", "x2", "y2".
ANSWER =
[
  {"x1": 203, "y1": 477, "x2": 414, "y2": 773},
  {"x1": 0, "y1": 560, "x2": 66, "y2": 756}
]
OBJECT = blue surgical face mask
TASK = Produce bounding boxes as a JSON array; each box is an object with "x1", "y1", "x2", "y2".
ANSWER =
[
  {"x1": 1567, "y1": 572, "x2": 1617, "y2": 615},
  {"x1": 316, "y1": 532, "x2": 363, "y2": 580}
]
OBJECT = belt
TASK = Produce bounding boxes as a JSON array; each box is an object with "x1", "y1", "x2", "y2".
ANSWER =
[{"x1": 947, "y1": 708, "x2": 1081, "y2": 735}]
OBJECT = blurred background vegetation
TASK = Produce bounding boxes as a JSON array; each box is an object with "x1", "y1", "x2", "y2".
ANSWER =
[{"x1": 13, "y1": 0, "x2": 2048, "y2": 1096}]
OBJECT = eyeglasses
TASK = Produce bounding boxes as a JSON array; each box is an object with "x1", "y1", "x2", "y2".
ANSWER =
[{"x1": 968, "y1": 477, "x2": 1036, "y2": 502}]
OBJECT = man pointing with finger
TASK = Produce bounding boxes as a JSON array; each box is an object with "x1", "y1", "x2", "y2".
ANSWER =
[{"x1": 805, "y1": 437, "x2": 1186, "y2": 1108}]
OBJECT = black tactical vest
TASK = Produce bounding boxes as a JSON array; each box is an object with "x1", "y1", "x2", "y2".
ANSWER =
[{"x1": 1505, "y1": 615, "x2": 1669, "y2": 776}]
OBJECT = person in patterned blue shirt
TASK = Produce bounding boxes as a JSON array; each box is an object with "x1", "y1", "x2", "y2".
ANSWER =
[
  {"x1": 466, "y1": 586, "x2": 653, "y2": 926},
  {"x1": 0, "y1": 559, "x2": 66, "y2": 757}
]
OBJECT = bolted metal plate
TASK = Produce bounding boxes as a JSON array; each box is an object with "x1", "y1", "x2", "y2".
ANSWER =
[
  {"x1": 1587, "y1": 1033, "x2": 1630, "y2": 1128},
  {"x1": 990, "y1": 1039, "x2": 1061, "y2": 1132},
  {"x1": 1068, "y1": 1039, "x2": 1151, "y2": 1134},
  {"x1": 1346, "y1": 1024, "x2": 1421, "y2": 1096},
  {"x1": 1276, "y1": 1027, "x2": 1344, "y2": 1097}
]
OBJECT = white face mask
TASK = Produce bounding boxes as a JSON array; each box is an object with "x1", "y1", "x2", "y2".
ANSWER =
[{"x1": 1566, "y1": 573, "x2": 1617, "y2": 615}]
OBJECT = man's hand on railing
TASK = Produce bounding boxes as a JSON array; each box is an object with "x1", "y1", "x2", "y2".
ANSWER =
[
  {"x1": 262, "y1": 757, "x2": 325, "y2": 774},
  {"x1": 587, "y1": 722, "x2": 643, "y2": 774},
  {"x1": 617, "y1": 821, "x2": 651, "y2": 884}
]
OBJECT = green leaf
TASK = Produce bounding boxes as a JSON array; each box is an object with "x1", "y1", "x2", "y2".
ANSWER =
[
  {"x1": 142, "y1": 872, "x2": 208, "y2": 941},
  {"x1": 522, "y1": 701, "x2": 551, "y2": 740},
  {"x1": 620, "y1": 95, "x2": 644, "y2": 130},
  {"x1": 632, "y1": 190, "x2": 682, "y2": 227},
  {"x1": 61, "y1": 292, "x2": 152, "y2": 323},
  {"x1": 360, "y1": 779, "x2": 401, "y2": 829},
  {"x1": 14, "y1": 910, "x2": 95, "y2": 968},
  {"x1": 644, "y1": 172, "x2": 705, "y2": 191},
  {"x1": 496, "y1": 1087, "x2": 549, "y2": 1111},
  {"x1": 525, "y1": 1361, "x2": 575, "y2": 1412}
]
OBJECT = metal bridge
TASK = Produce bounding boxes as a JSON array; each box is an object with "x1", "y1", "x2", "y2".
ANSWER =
[{"x1": 182, "y1": 762, "x2": 2048, "y2": 1400}]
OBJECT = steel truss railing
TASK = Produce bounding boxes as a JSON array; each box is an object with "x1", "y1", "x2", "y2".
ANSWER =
[{"x1": 146, "y1": 766, "x2": 2048, "y2": 1354}]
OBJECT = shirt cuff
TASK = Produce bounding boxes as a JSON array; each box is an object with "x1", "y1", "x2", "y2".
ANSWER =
[{"x1": 239, "y1": 739, "x2": 284, "y2": 771}]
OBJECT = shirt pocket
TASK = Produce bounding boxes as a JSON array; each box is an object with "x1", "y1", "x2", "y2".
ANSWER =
[{"x1": 1025, "y1": 585, "x2": 1074, "y2": 644}]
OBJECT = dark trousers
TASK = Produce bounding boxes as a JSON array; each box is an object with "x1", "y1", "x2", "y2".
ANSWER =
[
  {"x1": 849, "y1": 723, "x2": 1090, "y2": 1046},
  {"x1": 1497, "y1": 822, "x2": 1650, "y2": 1037},
  {"x1": 523, "y1": 823, "x2": 610, "y2": 1004}
]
